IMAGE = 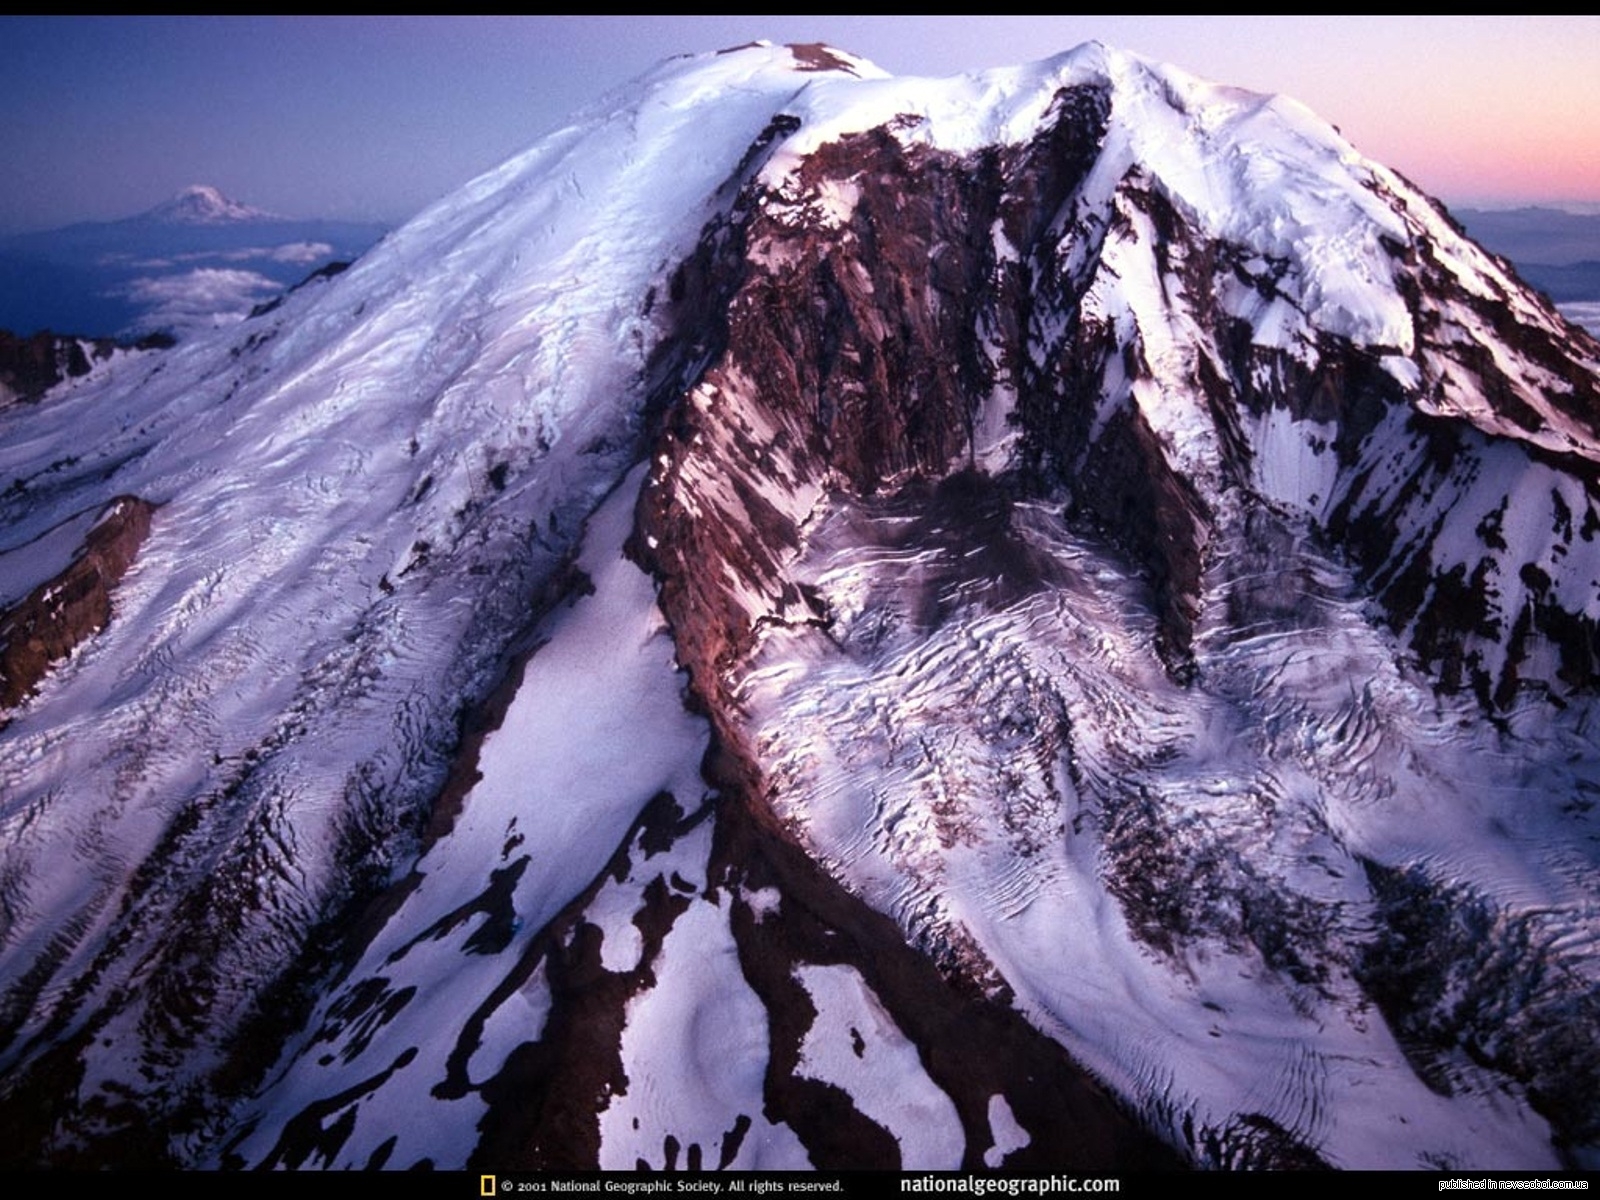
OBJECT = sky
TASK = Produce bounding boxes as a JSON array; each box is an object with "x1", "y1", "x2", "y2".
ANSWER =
[{"x1": 3, "y1": 16, "x2": 1598, "y2": 236}]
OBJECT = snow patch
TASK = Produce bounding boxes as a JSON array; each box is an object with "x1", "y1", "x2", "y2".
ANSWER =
[
  {"x1": 984, "y1": 1094, "x2": 1030, "y2": 1167},
  {"x1": 793, "y1": 962, "x2": 964, "y2": 1168}
]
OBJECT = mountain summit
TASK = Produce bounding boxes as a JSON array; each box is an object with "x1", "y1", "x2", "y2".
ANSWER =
[
  {"x1": 0, "y1": 41, "x2": 1596, "y2": 1172},
  {"x1": 138, "y1": 183, "x2": 277, "y2": 225}
]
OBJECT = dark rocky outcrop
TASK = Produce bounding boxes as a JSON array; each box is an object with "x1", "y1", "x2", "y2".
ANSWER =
[
  {"x1": 0, "y1": 495, "x2": 155, "y2": 719},
  {"x1": 0, "y1": 330, "x2": 119, "y2": 405},
  {"x1": 639, "y1": 95, "x2": 1600, "y2": 736}
]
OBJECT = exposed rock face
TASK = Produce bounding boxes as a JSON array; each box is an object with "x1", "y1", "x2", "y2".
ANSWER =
[
  {"x1": 632, "y1": 51, "x2": 1600, "y2": 1168},
  {"x1": 0, "y1": 495, "x2": 154, "y2": 717},
  {"x1": 641, "y1": 80, "x2": 1600, "y2": 729},
  {"x1": 0, "y1": 330, "x2": 120, "y2": 406}
]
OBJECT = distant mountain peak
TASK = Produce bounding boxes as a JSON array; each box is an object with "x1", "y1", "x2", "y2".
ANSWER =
[{"x1": 140, "y1": 184, "x2": 275, "y2": 225}]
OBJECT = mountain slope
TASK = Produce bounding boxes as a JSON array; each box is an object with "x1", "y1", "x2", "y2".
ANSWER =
[
  {"x1": 1453, "y1": 206, "x2": 1600, "y2": 338},
  {"x1": 0, "y1": 41, "x2": 1596, "y2": 1171}
]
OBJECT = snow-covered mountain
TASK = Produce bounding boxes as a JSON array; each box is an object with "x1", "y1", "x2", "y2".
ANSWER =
[
  {"x1": 1, "y1": 41, "x2": 1597, "y2": 1172},
  {"x1": 0, "y1": 186, "x2": 386, "y2": 340},
  {"x1": 141, "y1": 184, "x2": 279, "y2": 226}
]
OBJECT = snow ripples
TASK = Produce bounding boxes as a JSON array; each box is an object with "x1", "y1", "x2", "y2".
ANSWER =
[{"x1": 739, "y1": 491, "x2": 1595, "y2": 1168}]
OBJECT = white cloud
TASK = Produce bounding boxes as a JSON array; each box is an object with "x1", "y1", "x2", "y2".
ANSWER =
[
  {"x1": 120, "y1": 267, "x2": 280, "y2": 335},
  {"x1": 266, "y1": 241, "x2": 335, "y2": 265},
  {"x1": 1559, "y1": 301, "x2": 1600, "y2": 338}
]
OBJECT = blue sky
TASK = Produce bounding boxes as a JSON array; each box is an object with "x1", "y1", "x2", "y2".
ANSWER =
[{"x1": 3, "y1": 16, "x2": 1598, "y2": 235}]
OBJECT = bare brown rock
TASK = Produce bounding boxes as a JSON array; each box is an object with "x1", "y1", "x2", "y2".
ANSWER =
[
  {"x1": 0, "y1": 330, "x2": 120, "y2": 406},
  {"x1": 0, "y1": 495, "x2": 155, "y2": 718}
]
